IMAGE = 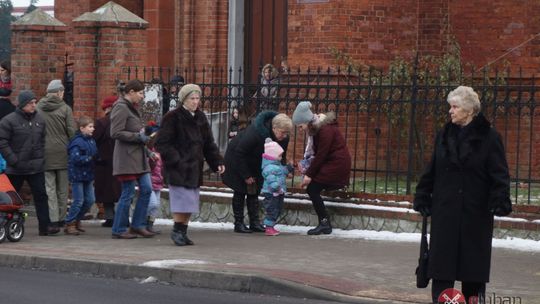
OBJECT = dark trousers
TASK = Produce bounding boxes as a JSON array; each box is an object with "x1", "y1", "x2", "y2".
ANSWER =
[
  {"x1": 232, "y1": 191, "x2": 260, "y2": 223},
  {"x1": 306, "y1": 181, "x2": 332, "y2": 220},
  {"x1": 432, "y1": 279, "x2": 486, "y2": 304},
  {"x1": 8, "y1": 172, "x2": 51, "y2": 233}
]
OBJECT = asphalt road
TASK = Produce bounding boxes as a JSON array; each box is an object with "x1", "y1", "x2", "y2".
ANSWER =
[{"x1": 0, "y1": 266, "x2": 347, "y2": 304}]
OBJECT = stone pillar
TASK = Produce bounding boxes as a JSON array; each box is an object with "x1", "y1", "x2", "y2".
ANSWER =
[
  {"x1": 72, "y1": 1, "x2": 148, "y2": 118},
  {"x1": 11, "y1": 9, "x2": 67, "y2": 101}
]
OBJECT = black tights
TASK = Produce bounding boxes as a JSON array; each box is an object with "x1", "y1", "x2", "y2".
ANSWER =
[
  {"x1": 432, "y1": 279, "x2": 486, "y2": 303},
  {"x1": 306, "y1": 181, "x2": 332, "y2": 220}
]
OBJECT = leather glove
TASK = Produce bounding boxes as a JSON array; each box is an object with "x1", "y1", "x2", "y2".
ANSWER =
[
  {"x1": 416, "y1": 205, "x2": 431, "y2": 217},
  {"x1": 491, "y1": 204, "x2": 512, "y2": 217}
]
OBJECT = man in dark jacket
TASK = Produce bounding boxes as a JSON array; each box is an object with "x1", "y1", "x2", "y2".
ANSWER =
[
  {"x1": 222, "y1": 111, "x2": 292, "y2": 233},
  {"x1": 0, "y1": 90, "x2": 59, "y2": 236}
]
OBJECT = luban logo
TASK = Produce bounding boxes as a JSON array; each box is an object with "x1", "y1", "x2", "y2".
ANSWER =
[{"x1": 438, "y1": 288, "x2": 465, "y2": 304}]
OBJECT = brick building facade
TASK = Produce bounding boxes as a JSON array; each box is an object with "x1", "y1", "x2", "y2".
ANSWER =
[
  {"x1": 12, "y1": 0, "x2": 540, "y2": 107},
  {"x1": 9, "y1": 1, "x2": 540, "y2": 190}
]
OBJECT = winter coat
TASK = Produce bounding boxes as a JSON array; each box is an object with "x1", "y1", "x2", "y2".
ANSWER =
[
  {"x1": 306, "y1": 112, "x2": 351, "y2": 188},
  {"x1": 155, "y1": 106, "x2": 223, "y2": 188},
  {"x1": 67, "y1": 132, "x2": 98, "y2": 182},
  {"x1": 413, "y1": 113, "x2": 511, "y2": 283},
  {"x1": 110, "y1": 97, "x2": 150, "y2": 176},
  {"x1": 0, "y1": 109, "x2": 46, "y2": 175},
  {"x1": 222, "y1": 111, "x2": 289, "y2": 193},
  {"x1": 0, "y1": 98, "x2": 15, "y2": 121},
  {"x1": 256, "y1": 76, "x2": 279, "y2": 112},
  {"x1": 93, "y1": 114, "x2": 121, "y2": 203},
  {"x1": 149, "y1": 147, "x2": 163, "y2": 191},
  {"x1": 0, "y1": 77, "x2": 12, "y2": 98},
  {"x1": 36, "y1": 94, "x2": 76, "y2": 170},
  {"x1": 261, "y1": 157, "x2": 291, "y2": 195}
]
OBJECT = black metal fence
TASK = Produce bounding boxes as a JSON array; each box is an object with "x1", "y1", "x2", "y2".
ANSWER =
[{"x1": 121, "y1": 64, "x2": 540, "y2": 205}]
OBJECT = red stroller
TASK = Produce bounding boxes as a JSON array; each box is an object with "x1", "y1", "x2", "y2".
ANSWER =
[{"x1": 0, "y1": 173, "x2": 26, "y2": 243}]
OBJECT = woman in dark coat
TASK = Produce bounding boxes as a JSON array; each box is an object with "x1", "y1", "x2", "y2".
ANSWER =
[
  {"x1": 155, "y1": 84, "x2": 224, "y2": 246},
  {"x1": 292, "y1": 101, "x2": 351, "y2": 235},
  {"x1": 413, "y1": 86, "x2": 512, "y2": 303},
  {"x1": 93, "y1": 96, "x2": 121, "y2": 227},
  {"x1": 222, "y1": 111, "x2": 292, "y2": 233}
]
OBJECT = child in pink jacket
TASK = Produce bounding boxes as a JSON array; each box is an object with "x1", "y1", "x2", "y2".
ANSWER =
[{"x1": 145, "y1": 123, "x2": 163, "y2": 234}]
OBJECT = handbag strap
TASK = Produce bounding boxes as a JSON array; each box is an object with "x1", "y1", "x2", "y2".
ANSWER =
[{"x1": 421, "y1": 215, "x2": 428, "y2": 248}]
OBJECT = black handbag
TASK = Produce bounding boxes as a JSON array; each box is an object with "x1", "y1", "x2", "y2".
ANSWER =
[{"x1": 415, "y1": 215, "x2": 430, "y2": 288}]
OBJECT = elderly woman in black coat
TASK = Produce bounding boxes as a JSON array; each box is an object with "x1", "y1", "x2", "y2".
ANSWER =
[
  {"x1": 155, "y1": 84, "x2": 225, "y2": 246},
  {"x1": 413, "y1": 86, "x2": 512, "y2": 303},
  {"x1": 222, "y1": 111, "x2": 292, "y2": 233}
]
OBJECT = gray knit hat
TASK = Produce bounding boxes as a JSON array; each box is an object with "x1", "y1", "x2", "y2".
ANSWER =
[
  {"x1": 292, "y1": 101, "x2": 314, "y2": 125},
  {"x1": 17, "y1": 90, "x2": 36, "y2": 109},
  {"x1": 46, "y1": 79, "x2": 64, "y2": 93},
  {"x1": 178, "y1": 84, "x2": 202, "y2": 104}
]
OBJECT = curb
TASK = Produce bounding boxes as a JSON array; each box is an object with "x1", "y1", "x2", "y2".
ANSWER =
[{"x1": 0, "y1": 253, "x2": 411, "y2": 304}]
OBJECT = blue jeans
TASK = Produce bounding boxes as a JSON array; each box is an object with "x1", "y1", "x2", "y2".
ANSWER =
[
  {"x1": 262, "y1": 193, "x2": 284, "y2": 227},
  {"x1": 66, "y1": 181, "x2": 95, "y2": 223},
  {"x1": 112, "y1": 173, "x2": 152, "y2": 234}
]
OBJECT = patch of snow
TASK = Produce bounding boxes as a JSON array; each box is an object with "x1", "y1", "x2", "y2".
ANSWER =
[
  {"x1": 141, "y1": 259, "x2": 209, "y2": 268},
  {"x1": 139, "y1": 276, "x2": 158, "y2": 284}
]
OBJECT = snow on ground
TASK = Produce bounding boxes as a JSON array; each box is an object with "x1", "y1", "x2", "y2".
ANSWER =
[{"x1": 148, "y1": 219, "x2": 540, "y2": 253}]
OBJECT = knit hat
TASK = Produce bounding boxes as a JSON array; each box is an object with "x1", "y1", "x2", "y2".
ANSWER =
[
  {"x1": 144, "y1": 120, "x2": 160, "y2": 136},
  {"x1": 292, "y1": 101, "x2": 314, "y2": 125},
  {"x1": 264, "y1": 138, "x2": 284, "y2": 160},
  {"x1": 46, "y1": 79, "x2": 64, "y2": 93},
  {"x1": 101, "y1": 95, "x2": 117, "y2": 110},
  {"x1": 178, "y1": 84, "x2": 202, "y2": 104},
  {"x1": 17, "y1": 90, "x2": 36, "y2": 109}
]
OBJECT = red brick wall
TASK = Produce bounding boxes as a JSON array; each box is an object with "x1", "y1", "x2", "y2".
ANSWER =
[
  {"x1": 72, "y1": 21, "x2": 147, "y2": 119},
  {"x1": 10, "y1": 25, "x2": 67, "y2": 100},
  {"x1": 449, "y1": 0, "x2": 540, "y2": 74},
  {"x1": 55, "y1": 0, "x2": 143, "y2": 65},
  {"x1": 176, "y1": 0, "x2": 228, "y2": 79},
  {"x1": 287, "y1": 1, "x2": 419, "y2": 69},
  {"x1": 144, "y1": 0, "x2": 175, "y2": 68}
]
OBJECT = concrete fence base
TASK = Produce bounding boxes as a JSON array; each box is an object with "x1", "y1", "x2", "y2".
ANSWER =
[{"x1": 156, "y1": 188, "x2": 540, "y2": 241}]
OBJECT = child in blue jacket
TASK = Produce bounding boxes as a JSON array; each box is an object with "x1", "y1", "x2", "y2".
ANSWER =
[
  {"x1": 65, "y1": 116, "x2": 98, "y2": 235},
  {"x1": 261, "y1": 138, "x2": 293, "y2": 236}
]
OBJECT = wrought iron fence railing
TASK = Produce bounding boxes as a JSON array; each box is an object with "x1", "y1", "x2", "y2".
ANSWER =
[{"x1": 121, "y1": 64, "x2": 540, "y2": 205}]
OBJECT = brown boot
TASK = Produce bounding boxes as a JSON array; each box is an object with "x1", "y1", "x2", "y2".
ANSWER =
[
  {"x1": 96, "y1": 203, "x2": 105, "y2": 219},
  {"x1": 64, "y1": 222, "x2": 80, "y2": 235},
  {"x1": 129, "y1": 227, "x2": 155, "y2": 238},
  {"x1": 75, "y1": 221, "x2": 85, "y2": 233}
]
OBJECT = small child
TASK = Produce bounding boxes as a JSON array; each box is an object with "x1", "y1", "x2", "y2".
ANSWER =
[
  {"x1": 145, "y1": 123, "x2": 163, "y2": 234},
  {"x1": 228, "y1": 107, "x2": 240, "y2": 139},
  {"x1": 260, "y1": 138, "x2": 293, "y2": 236},
  {"x1": 65, "y1": 116, "x2": 98, "y2": 235}
]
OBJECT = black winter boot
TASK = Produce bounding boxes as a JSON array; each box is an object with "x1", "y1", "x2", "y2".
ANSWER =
[
  {"x1": 180, "y1": 224, "x2": 194, "y2": 245},
  {"x1": 171, "y1": 222, "x2": 187, "y2": 246},
  {"x1": 247, "y1": 196, "x2": 265, "y2": 232},
  {"x1": 307, "y1": 218, "x2": 332, "y2": 235},
  {"x1": 232, "y1": 193, "x2": 251, "y2": 233}
]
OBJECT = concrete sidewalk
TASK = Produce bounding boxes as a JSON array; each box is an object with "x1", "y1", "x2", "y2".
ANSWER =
[{"x1": 1, "y1": 217, "x2": 539, "y2": 304}]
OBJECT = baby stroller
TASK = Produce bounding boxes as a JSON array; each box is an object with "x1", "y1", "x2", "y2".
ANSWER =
[{"x1": 0, "y1": 173, "x2": 26, "y2": 243}]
